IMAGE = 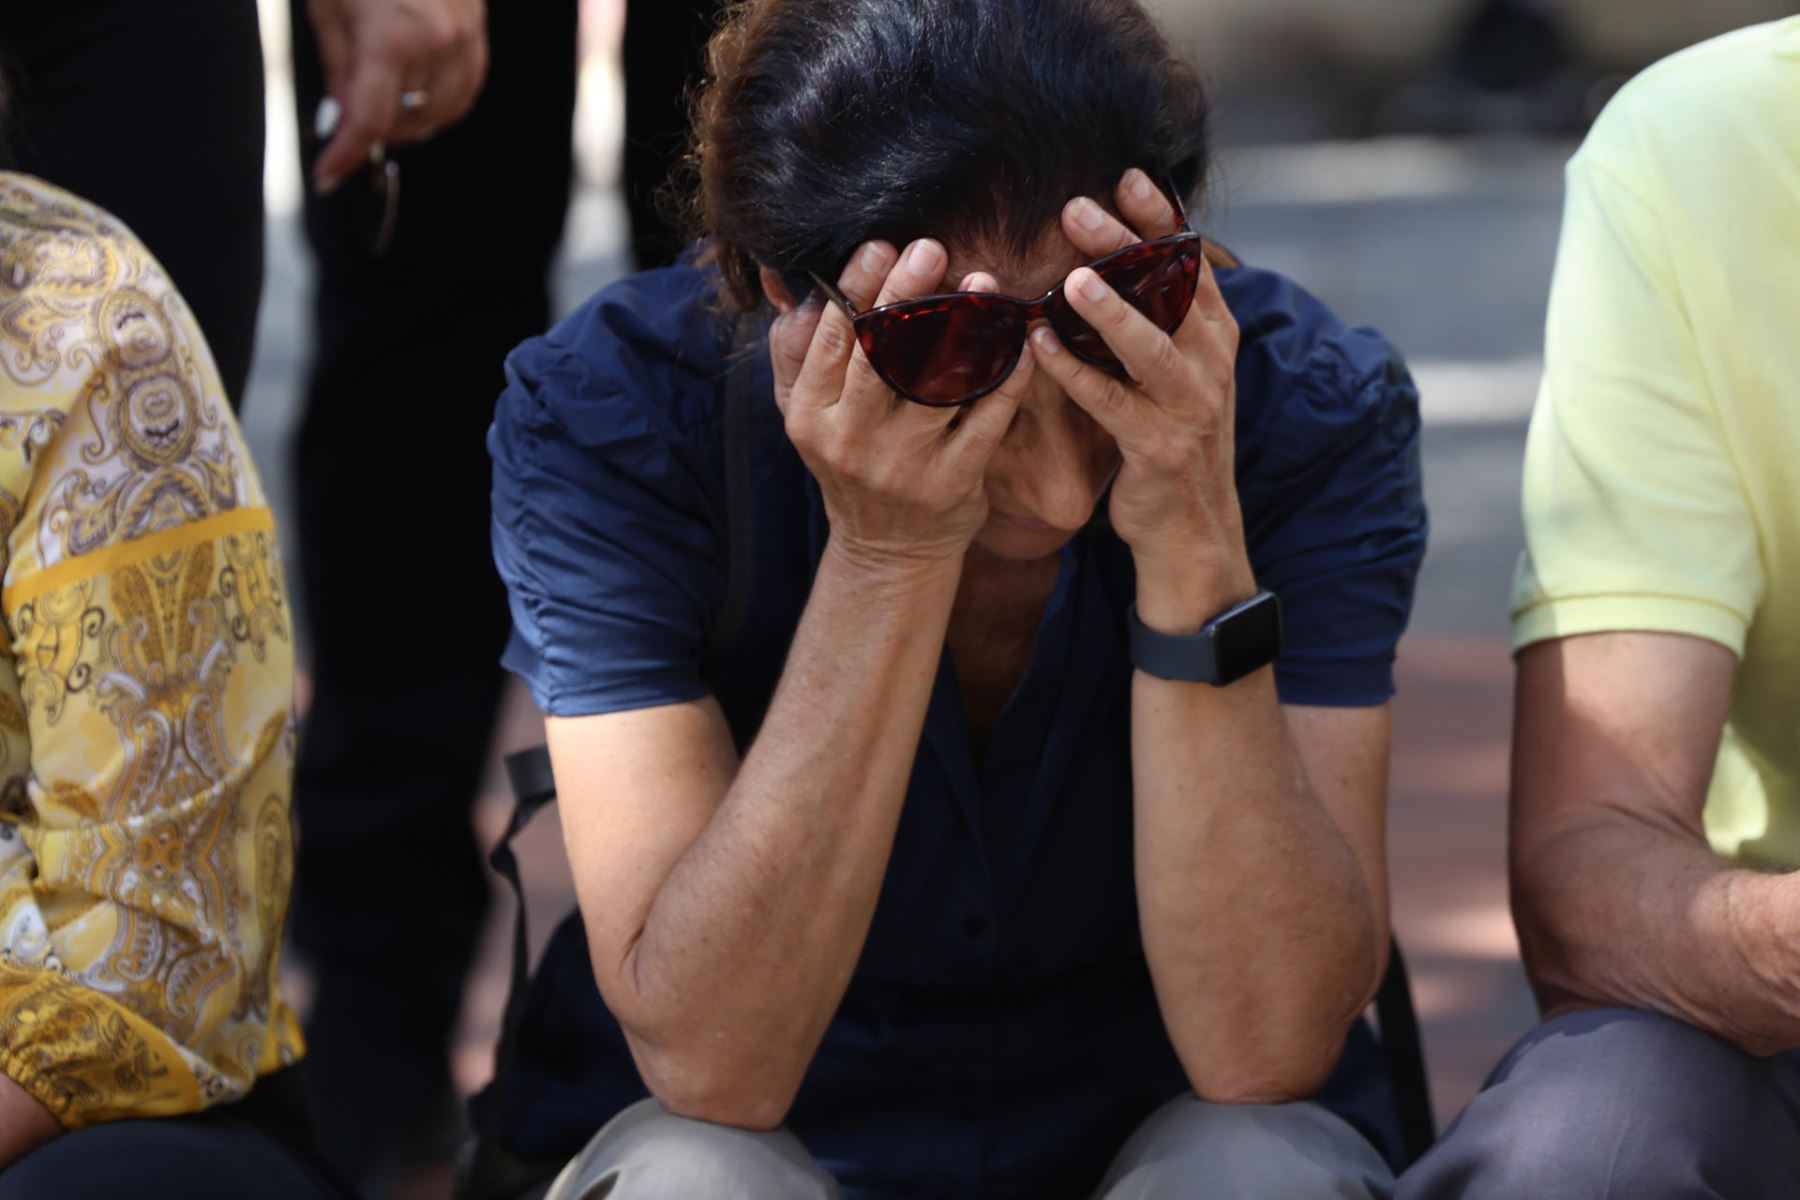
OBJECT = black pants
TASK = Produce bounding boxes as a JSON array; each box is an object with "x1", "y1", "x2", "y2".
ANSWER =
[
  {"x1": 0, "y1": 1071, "x2": 350, "y2": 1200},
  {"x1": 0, "y1": 0, "x2": 265, "y2": 409},
  {"x1": 284, "y1": 0, "x2": 577, "y2": 1182}
]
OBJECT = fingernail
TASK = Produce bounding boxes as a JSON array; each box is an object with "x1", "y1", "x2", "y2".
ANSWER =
[
  {"x1": 1074, "y1": 269, "x2": 1109, "y2": 303},
  {"x1": 1127, "y1": 169, "x2": 1155, "y2": 201},
  {"x1": 1073, "y1": 198, "x2": 1105, "y2": 232},
  {"x1": 907, "y1": 239, "x2": 943, "y2": 274},
  {"x1": 1031, "y1": 327, "x2": 1063, "y2": 356},
  {"x1": 314, "y1": 97, "x2": 342, "y2": 140},
  {"x1": 859, "y1": 243, "x2": 889, "y2": 273},
  {"x1": 314, "y1": 172, "x2": 344, "y2": 197}
]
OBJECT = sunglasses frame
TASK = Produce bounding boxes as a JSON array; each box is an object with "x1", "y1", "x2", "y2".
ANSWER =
[{"x1": 808, "y1": 185, "x2": 1203, "y2": 407}]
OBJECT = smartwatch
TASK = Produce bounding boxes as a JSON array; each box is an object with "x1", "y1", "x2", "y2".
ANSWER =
[{"x1": 1127, "y1": 590, "x2": 1283, "y2": 686}]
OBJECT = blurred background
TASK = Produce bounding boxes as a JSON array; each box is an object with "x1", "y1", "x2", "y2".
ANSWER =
[{"x1": 237, "y1": 0, "x2": 1792, "y2": 1176}]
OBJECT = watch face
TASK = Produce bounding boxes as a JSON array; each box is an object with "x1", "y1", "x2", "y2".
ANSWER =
[{"x1": 1213, "y1": 592, "x2": 1283, "y2": 685}]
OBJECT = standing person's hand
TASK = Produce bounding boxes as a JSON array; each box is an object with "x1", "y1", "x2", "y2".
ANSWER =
[
  {"x1": 308, "y1": 0, "x2": 489, "y2": 194},
  {"x1": 766, "y1": 239, "x2": 1036, "y2": 571},
  {"x1": 0, "y1": 1074, "x2": 60, "y2": 1171}
]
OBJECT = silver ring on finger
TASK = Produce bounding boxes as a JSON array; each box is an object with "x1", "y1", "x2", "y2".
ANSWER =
[{"x1": 398, "y1": 89, "x2": 430, "y2": 111}]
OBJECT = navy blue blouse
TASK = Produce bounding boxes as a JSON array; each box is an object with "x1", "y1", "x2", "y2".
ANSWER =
[{"x1": 486, "y1": 262, "x2": 1427, "y2": 1198}]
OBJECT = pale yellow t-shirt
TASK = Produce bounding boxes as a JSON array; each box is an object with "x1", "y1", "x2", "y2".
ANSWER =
[{"x1": 1512, "y1": 18, "x2": 1800, "y2": 867}]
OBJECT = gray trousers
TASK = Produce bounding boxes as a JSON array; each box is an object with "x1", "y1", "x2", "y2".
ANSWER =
[
  {"x1": 1397, "y1": 1008, "x2": 1800, "y2": 1199},
  {"x1": 540, "y1": 1094, "x2": 1394, "y2": 1199}
]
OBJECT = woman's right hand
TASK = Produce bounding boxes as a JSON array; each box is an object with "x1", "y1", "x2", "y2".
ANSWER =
[{"x1": 769, "y1": 239, "x2": 1033, "y2": 571}]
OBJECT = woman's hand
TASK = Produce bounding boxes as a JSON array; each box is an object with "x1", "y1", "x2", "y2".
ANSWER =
[
  {"x1": 769, "y1": 240, "x2": 1034, "y2": 573},
  {"x1": 1030, "y1": 169, "x2": 1254, "y2": 628},
  {"x1": 308, "y1": 0, "x2": 489, "y2": 193}
]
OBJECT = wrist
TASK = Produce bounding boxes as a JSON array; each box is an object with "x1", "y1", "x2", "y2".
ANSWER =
[
  {"x1": 1133, "y1": 548, "x2": 1257, "y2": 636},
  {"x1": 823, "y1": 532, "x2": 966, "y2": 593}
]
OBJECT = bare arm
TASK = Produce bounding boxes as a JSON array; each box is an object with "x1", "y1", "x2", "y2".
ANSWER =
[
  {"x1": 551, "y1": 546, "x2": 957, "y2": 1129},
  {"x1": 548, "y1": 236, "x2": 1034, "y2": 1129},
  {"x1": 1131, "y1": 571, "x2": 1388, "y2": 1101},
  {"x1": 1033, "y1": 176, "x2": 1389, "y2": 1101},
  {"x1": 1511, "y1": 632, "x2": 1800, "y2": 1054}
]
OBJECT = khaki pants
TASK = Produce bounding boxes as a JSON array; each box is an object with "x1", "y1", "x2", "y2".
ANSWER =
[{"x1": 541, "y1": 1094, "x2": 1395, "y2": 1200}]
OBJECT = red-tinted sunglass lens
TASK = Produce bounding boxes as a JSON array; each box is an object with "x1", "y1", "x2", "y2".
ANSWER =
[
  {"x1": 861, "y1": 299, "x2": 1025, "y2": 406},
  {"x1": 1050, "y1": 240, "x2": 1203, "y2": 366}
]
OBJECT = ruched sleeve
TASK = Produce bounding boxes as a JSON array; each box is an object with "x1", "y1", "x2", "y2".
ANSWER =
[
  {"x1": 489, "y1": 271, "x2": 733, "y2": 718},
  {"x1": 1227, "y1": 267, "x2": 1429, "y2": 708}
]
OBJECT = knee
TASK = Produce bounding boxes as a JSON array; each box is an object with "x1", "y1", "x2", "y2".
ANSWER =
[
  {"x1": 1399, "y1": 1010, "x2": 1772, "y2": 1199},
  {"x1": 548, "y1": 1100, "x2": 838, "y2": 1200},
  {"x1": 1102, "y1": 1097, "x2": 1393, "y2": 1200}
]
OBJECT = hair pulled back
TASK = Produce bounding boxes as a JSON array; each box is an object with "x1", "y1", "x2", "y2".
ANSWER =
[{"x1": 687, "y1": 0, "x2": 1210, "y2": 311}]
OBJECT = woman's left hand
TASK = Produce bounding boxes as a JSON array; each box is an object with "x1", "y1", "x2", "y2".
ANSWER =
[{"x1": 1030, "y1": 169, "x2": 1255, "y2": 629}]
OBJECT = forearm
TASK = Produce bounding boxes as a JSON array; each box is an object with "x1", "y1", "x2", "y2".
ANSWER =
[
  {"x1": 1131, "y1": 562, "x2": 1381, "y2": 1102},
  {"x1": 617, "y1": 539, "x2": 961, "y2": 1120},
  {"x1": 1516, "y1": 814, "x2": 1800, "y2": 1055}
]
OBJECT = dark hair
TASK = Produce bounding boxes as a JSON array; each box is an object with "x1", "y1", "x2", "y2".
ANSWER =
[{"x1": 688, "y1": 0, "x2": 1211, "y2": 312}]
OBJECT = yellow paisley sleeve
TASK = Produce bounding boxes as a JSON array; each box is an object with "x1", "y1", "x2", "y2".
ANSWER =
[{"x1": 0, "y1": 174, "x2": 304, "y2": 1127}]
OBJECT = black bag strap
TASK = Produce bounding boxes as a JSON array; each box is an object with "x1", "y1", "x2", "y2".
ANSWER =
[
  {"x1": 464, "y1": 320, "x2": 763, "y2": 1199},
  {"x1": 1375, "y1": 935, "x2": 1437, "y2": 1165},
  {"x1": 709, "y1": 321, "x2": 761, "y2": 659}
]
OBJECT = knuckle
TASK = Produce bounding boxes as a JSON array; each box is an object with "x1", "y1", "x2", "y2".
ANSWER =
[
  {"x1": 1218, "y1": 318, "x2": 1241, "y2": 356},
  {"x1": 782, "y1": 406, "x2": 815, "y2": 444},
  {"x1": 811, "y1": 319, "x2": 853, "y2": 361},
  {"x1": 1098, "y1": 376, "x2": 1131, "y2": 413},
  {"x1": 1205, "y1": 352, "x2": 1236, "y2": 392},
  {"x1": 422, "y1": 13, "x2": 459, "y2": 53},
  {"x1": 1147, "y1": 335, "x2": 1183, "y2": 380}
]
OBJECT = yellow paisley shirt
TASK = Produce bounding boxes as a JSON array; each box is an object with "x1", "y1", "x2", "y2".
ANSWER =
[{"x1": 0, "y1": 174, "x2": 302, "y2": 1127}]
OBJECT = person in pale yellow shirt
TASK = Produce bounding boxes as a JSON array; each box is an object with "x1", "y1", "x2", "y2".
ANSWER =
[
  {"x1": 0, "y1": 176, "x2": 346, "y2": 1199},
  {"x1": 1399, "y1": 17, "x2": 1800, "y2": 1199}
]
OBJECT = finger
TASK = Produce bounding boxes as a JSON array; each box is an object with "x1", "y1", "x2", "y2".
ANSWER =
[
  {"x1": 838, "y1": 238, "x2": 951, "y2": 408},
  {"x1": 316, "y1": 48, "x2": 404, "y2": 192},
  {"x1": 1114, "y1": 168, "x2": 1182, "y2": 240},
  {"x1": 1060, "y1": 265, "x2": 1190, "y2": 397},
  {"x1": 391, "y1": 28, "x2": 488, "y2": 143},
  {"x1": 1169, "y1": 256, "x2": 1240, "y2": 371},
  {"x1": 1030, "y1": 324, "x2": 1157, "y2": 447},
  {"x1": 1188, "y1": 252, "x2": 1235, "y2": 328},
  {"x1": 1061, "y1": 195, "x2": 1141, "y2": 262},
  {"x1": 944, "y1": 340, "x2": 1032, "y2": 472},
  {"x1": 769, "y1": 297, "x2": 826, "y2": 414},
  {"x1": 434, "y1": 13, "x2": 489, "y2": 126},
  {"x1": 868, "y1": 238, "x2": 949, "y2": 310},
  {"x1": 790, "y1": 241, "x2": 898, "y2": 410},
  {"x1": 310, "y1": 0, "x2": 354, "y2": 99}
]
